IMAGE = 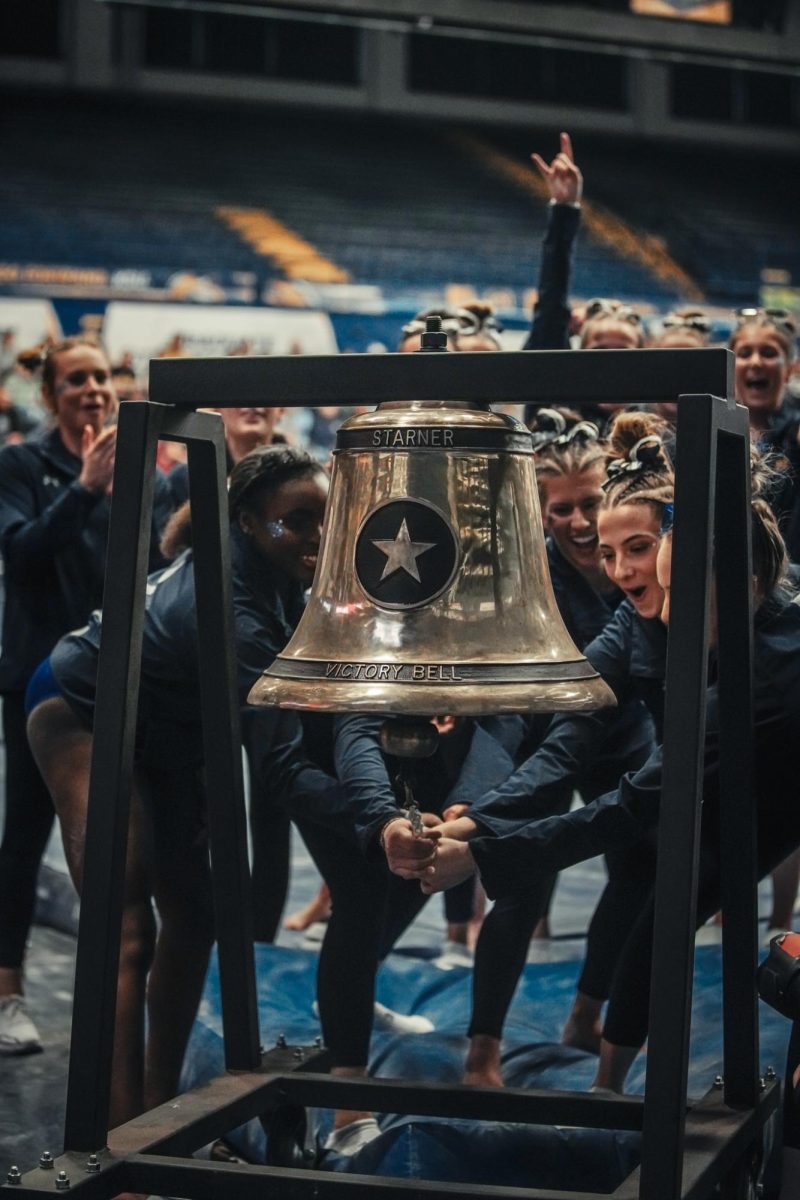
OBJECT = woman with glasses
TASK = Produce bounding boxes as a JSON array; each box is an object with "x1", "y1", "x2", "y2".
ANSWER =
[{"x1": 0, "y1": 336, "x2": 172, "y2": 1058}]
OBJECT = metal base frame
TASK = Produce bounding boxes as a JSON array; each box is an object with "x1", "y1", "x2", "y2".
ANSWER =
[{"x1": 2, "y1": 349, "x2": 777, "y2": 1200}]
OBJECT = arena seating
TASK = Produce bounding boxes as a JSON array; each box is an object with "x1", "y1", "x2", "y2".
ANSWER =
[
  {"x1": 495, "y1": 130, "x2": 799, "y2": 305},
  {"x1": 0, "y1": 95, "x2": 794, "y2": 305}
]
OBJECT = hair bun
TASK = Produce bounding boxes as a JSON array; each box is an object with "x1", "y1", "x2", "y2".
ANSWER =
[
  {"x1": 608, "y1": 411, "x2": 668, "y2": 458},
  {"x1": 632, "y1": 436, "x2": 663, "y2": 467}
]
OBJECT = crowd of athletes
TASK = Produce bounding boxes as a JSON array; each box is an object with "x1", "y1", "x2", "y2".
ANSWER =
[{"x1": 1, "y1": 134, "x2": 800, "y2": 1192}]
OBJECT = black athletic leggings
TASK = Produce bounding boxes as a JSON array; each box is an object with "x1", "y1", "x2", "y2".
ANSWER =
[
  {"x1": 297, "y1": 817, "x2": 429, "y2": 1068},
  {"x1": 468, "y1": 839, "x2": 656, "y2": 1038},
  {"x1": 469, "y1": 709, "x2": 655, "y2": 1040},
  {"x1": 246, "y1": 741, "x2": 291, "y2": 943},
  {"x1": 603, "y1": 804, "x2": 799, "y2": 1049},
  {"x1": 0, "y1": 692, "x2": 55, "y2": 969}
]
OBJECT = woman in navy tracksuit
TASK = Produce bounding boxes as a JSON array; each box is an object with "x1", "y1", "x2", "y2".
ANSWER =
[{"x1": 0, "y1": 335, "x2": 171, "y2": 1055}]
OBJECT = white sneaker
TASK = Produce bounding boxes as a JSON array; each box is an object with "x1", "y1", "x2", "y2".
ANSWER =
[
  {"x1": 372, "y1": 1001, "x2": 434, "y2": 1034},
  {"x1": 323, "y1": 1118, "x2": 382, "y2": 1156},
  {"x1": 0, "y1": 995, "x2": 42, "y2": 1055},
  {"x1": 432, "y1": 940, "x2": 474, "y2": 970}
]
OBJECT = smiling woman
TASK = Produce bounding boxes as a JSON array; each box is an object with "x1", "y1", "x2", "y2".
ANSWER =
[
  {"x1": 730, "y1": 312, "x2": 796, "y2": 434},
  {"x1": 532, "y1": 410, "x2": 608, "y2": 590},
  {"x1": 0, "y1": 335, "x2": 171, "y2": 1058},
  {"x1": 597, "y1": 411, "x2": 673, "y2": 620}
]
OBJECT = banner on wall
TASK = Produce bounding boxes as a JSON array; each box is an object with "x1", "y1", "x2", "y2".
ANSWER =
[
  {"x1": 0, "y1": 264, "x2": 259, "y2": 304},
  {"x1": 0, "y1": 297, "x2": 62, "y2": 346},
  {"x1": 103, "y1": 302, "x2": 339, "y2": 377},
  {"x1": 630, "y1": 0, "x2": 731, "y2": 21},
  {"x1": 760, "y1": 284, "x2": 800, "y2": 317}
]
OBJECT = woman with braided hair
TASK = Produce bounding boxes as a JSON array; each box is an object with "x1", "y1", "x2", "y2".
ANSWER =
[
  {"x1": 395, "y1": 439, "x2": 800, "y2": 1098},
  {"x1": 397, "y1": 412, "x2": 664, "y2": 1085}
]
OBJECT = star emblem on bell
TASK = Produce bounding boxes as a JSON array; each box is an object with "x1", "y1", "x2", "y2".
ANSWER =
[
  {"x1": 355, "y1": 499, "x2": 460, "y2": 611},
  {"x1": 372, "y1": 519, "x2": 436, "y2": 583}
]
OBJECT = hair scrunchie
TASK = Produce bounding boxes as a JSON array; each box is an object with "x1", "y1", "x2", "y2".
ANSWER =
[{"x1": 602, "y1": 434, "x2": 663, "y2": 491}]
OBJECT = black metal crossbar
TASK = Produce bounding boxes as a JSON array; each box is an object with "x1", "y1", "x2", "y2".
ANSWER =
[
  {"x1": 3, "y1": 347, "x2": 770, "y2": 1200},
  {"x1": 148, "y1": 347, "x2": 733, "y2": 409}
]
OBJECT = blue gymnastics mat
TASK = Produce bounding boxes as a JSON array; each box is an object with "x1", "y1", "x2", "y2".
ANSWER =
[{"x1": 182, "y1": 942, "x2": 791, "y2": 1190}]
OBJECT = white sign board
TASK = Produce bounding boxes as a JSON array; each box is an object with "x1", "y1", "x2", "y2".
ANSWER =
[
  {"x1": 0, "y1": 298, "x2": 62, "y2": 347},
  {"x1": 103, "y1": 302, "x2": 339, "y2": 378}
]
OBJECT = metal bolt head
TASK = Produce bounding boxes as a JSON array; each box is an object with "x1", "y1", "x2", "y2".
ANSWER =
[
  {"x1": 276, "y1": 1033, "x2": 287, "y2": 1048},
  {"x1": 314, "y1": 1036, "x2": 322, "y2": 1048},
  {"x1": 85, "y1": 1155, "x2": 100, "y2": 1173},
  {"x1": 293, "y1": 1047, "x2": 304, "y2": 1060},
  {"x1": 39, "y1": 1152, "x2": 54, "y2": 1169},
  {"x1": 7, "y1": 1166, "x2": 22, "y2": 1185},
  {"x1": 759, "y1": 1076, "x2": 766, "y2": 1091},
  {"x1": 765, "y1": 1065, "x2": 776, "y2": 1080},
  {"x1": 714, "y1": 1075, "x2": 724, "y2": 1088},
  {"x1": 55, "y1": 1170, "x2": 70, "y2": 1190}
]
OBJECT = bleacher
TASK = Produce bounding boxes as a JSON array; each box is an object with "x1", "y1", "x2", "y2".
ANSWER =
[{"x1": 0, "y1": 95, "x2": 795, "y2": 307}]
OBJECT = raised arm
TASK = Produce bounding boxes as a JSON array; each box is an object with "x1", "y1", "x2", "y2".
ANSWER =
[{"x1": 523, "y1": 131, "x2": 582, "y2": 355}]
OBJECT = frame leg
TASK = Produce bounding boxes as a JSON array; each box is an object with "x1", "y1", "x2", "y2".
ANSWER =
[
  {"x1": 64, "y1": 402, "x2": 161, "y2": 1153},
  {"x1": 187, "y1": 437, "x2": 260, "y2": 1070}
]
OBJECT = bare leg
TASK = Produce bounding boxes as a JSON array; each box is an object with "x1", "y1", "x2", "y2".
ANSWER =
[
  {"x1": 561, "y1": 990, "x2": 604, "y2": 1054},
  {"x1": 284, "y1": 881, "x2": 331, "y2": 930},
  {"x1": 464, "y1": 1034, "x2": 503, "y2": 1088},
  {"x1": 0, "y1": 967, "x2": 23, "y2": 997},
  {"x1": 28, "y1": 699, "x2": 156, "y2": 1125},
  {"x1": 591, "y1": 1038, "x2": 640, "y2": 1093},
  {"x1": 769, "y1": 850, "x2": 800, "y2": 931},
  {"x1": 331, "y1": 1065, "x2": 372, "y2": 1130}
]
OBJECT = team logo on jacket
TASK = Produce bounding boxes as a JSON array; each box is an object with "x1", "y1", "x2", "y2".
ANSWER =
[{"x1": 354, "y1": 498, "x2": 459, "y2": 611}]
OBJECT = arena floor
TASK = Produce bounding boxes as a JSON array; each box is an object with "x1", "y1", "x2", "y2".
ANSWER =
[{"x1": 0, "y1": 754, "x2": 781, "y2": 1179}]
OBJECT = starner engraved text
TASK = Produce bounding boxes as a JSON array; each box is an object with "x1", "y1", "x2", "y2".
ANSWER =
[{"x1": 371, "y1": 428, "x2": 454, "y2": 448}]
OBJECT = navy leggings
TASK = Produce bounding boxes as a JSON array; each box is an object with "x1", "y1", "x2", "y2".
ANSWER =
[{"x1": 603, "y1": 796, "x2": 800, "y2": 1049}]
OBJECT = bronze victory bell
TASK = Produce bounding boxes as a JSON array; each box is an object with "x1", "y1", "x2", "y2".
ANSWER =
[{"x1": 249, "y1": 337, "x2": 615, "y2": 718}]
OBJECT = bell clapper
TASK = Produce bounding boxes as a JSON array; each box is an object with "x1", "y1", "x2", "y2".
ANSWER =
[{"x1": 380, "y1": 717, "x2": 440, "y2": 838}]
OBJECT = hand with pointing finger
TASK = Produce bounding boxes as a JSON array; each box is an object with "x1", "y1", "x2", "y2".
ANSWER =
[{"x1": 531, "y1": 131, "x2": 583, "y2": 207}]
